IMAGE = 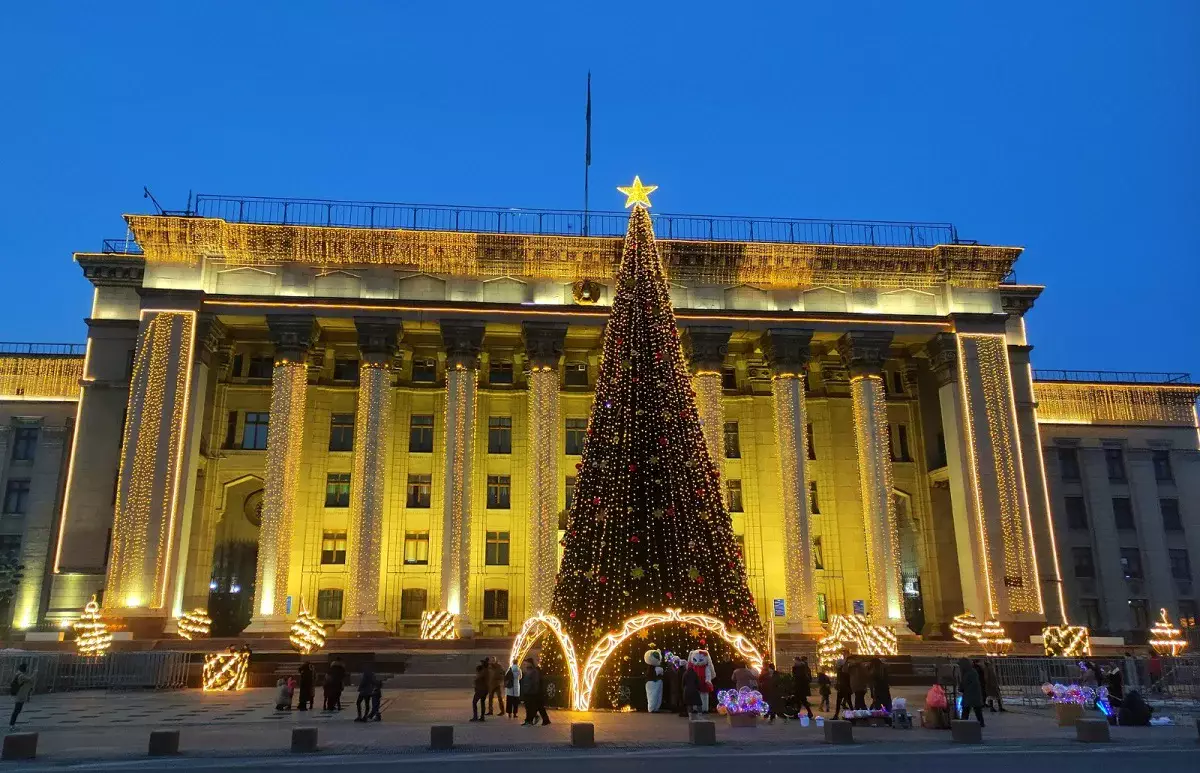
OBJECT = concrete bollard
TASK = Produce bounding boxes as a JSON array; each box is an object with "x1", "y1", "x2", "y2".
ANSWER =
[
  {"x1": 148, "y1": 730, "x2": 180, "y2": 756},
  {"x1": 688, "y1": 720, "x2": 717, "y2": 745},
  {"x1": 291, "y1": 727, "x2": 318, "y2": 753},
  {"x1": 823, "y1": 719, "x2": 853, "y2": 744},
  {"x1": 430, "y1": 725, "x2": 454, "y2": 750},
  {"x1": 1075, "y1": 718, "x2": 1111, "y2": 743},
  {"x1": 951, "y1": 720, "x2": 982, "y2": 744},
  {"x1": 571, "y1": 722, "x2": 595, "y2": 748},
  {"x1": 1, "y1": 733, "x2": 38, "y2": 761}
]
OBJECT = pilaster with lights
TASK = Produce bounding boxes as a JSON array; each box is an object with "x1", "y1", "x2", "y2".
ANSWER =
[
  {"x1": 438, "y1": 320, "x2": 484, "y2": 637},
  {"x1": 523, "y1": 321, "x2": 568, "y2": 614},
  {"x1": 761, "y1": 328, "x2": 823, "y2": 634},
  {"x1": 340, "y1": 317, "x2": 402, "y2": 635},
  {"x1": 840, "y1": 330, "x2": 908, "y2": 631},
  {"x1": 681, "y1": 326, "x2": 732, "y2": 465},
  {"x1": 246, "y1": 315, "x2": 317, "y2": 633}
]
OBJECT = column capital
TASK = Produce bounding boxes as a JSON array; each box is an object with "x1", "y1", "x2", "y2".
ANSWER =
[
  {"x1": 354, "y1": 316, "x2": 403, "y2": 365},
  {"x1": 76, "y1": 255, "x2": 146, "y2": 288},
  {"x1": 761, "y1": 328, "x2": 814, "y2": 377},
  {"x1": 195, "y1": 313, "x2": 227, "y2": 366},
  {"x1": 440, "y1": 320, "x2": 485, "y2": 370},
  {"x1": 838, "y1": 330, "x2": 894, "y2": 376},
  {"x1": 681, "y1": 326, "x2": 733, "y2": 374},
  {"x1": 924, "y1": 332, "x2": 959, "y2": 387},
  {"x1": 267, "y1": 314, "x2": 319, "y2": 363},
  {"x1": 522, "y1": 321, "x2": 568, "y2": 370},
  {"x1": 1000, "y1": 286, "x2": 1043, "y2": 318}
]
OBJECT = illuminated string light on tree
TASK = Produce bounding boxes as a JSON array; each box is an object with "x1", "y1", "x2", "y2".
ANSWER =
[
  {"x1": 978, "y1": 617, "x2": 1012, "y2": 657},
  {"x1": 419, "y1": 610, "x2": 457, "y2": 640},
  {"x1": 203, "y1": 647, "x2": 250, "y2": 691},
  {"x1": 950, "y1": 611, "x2": 982, "y2": 645},
  {"x1": 177, "y1": 607, "x2": 212, "y2": 640},
  {"x1": 1042, "y1": 625, "x2": 1090, "y2": 657},
  {"x1": 1149, "y1": 608, "x2": 1187, "y2": 656},
  {"x1": 547, "y1": 178, "x2": 764, "y2": 685},
  {"x1": 289, "y1": 602, "x2": 326, "y2": 655},
  {"x1": 74, "y1": 595, "x2": 112, "y2": 656},
  {"x1": 815, "y1": 614, "x2": 897, "y2": 674}
]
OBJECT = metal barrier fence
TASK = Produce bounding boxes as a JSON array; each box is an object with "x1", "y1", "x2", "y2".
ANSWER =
[
  {"x1": 991, "y1": 656, "x2": 1200, "y2": 715},
  {"x1": 0, "y1": 652, "x2": 193, "y2": 694}
]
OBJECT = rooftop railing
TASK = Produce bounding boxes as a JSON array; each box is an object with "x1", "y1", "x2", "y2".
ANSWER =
[
  {"x1": 0, "y1": 342, "x2": 87, "y2": 356},
  {"x1": 101, "y1": 237, "x2": 144, "y2": 255},
  {"x1": 187, "y1": 193, "x2": 962, "y2": 248},
  {"x1": 1033, "y1": 369, "x2": 1193, "y2": 385}
]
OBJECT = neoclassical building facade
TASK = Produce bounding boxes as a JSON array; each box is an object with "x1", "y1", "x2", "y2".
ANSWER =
[{"x1": 10, "y1": 196, "x2": 1196, "y2": 642}]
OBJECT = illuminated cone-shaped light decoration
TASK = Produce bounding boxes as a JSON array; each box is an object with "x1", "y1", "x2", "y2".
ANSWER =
[
  {"x1": 978, "y1": 617, "x2": 1012, "y2": 656},
  {"x1": 74, "y1": 595, "x2": 113, "y2": 656},
  {"x1": 950, "y1": 611, "x2": 982, "y2": 645},
  {"x1": 1149, "y1": 608, "x2": 1187, "y2": 656},
  {"x1": 547, "y1": 177, "x2": 765, "y2": 664},
  {"x1": 420, "y1": 610, "x2": 457, "y2": 640},
  {"x1": 203, "y1": 647, "x2": 250, "y2": 691},
  {"x1": 289, "y1": 602, "x2": 326, "y2": 655},
  {"x1": 1042, "y1": 625, "x2": 1091, "y2": 657},
  {"x1": 177, "y1": 608, "x2": 212, "y2": 640},
  {"x1": 817, "y1": 614, "x2": 898, "y2": 673}
]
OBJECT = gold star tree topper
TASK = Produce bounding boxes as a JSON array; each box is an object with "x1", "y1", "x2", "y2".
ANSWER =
[{"x1": 617, "y1": 176, "x2": 657, "y2": 209}]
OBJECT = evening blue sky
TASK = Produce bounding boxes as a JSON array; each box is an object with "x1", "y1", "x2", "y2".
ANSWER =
[{"x1": 1, "y1": 1, "x2": 1197, "y2": 376}]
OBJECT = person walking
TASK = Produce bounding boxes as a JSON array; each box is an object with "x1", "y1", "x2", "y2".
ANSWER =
[
  {"x1": 355, "y1": 668, "x2": 377, "y2": 721},
  {"x1": 504, "y1": 660, "x2": 521, "y2": 718},
  {"x1": 327, "y1": 657, "x2": 347, "y2": 711},
  {"x1": 817, "y1": 669, "x2": 832, "y2": 712},
  {"x1": 791, "y1": 655, "x2": 815, "y2": 720},
  {"x1": 297, "y1": 662, "x2": 315, "y2": 711},
  {"x1": 869, "y1": 658, "x2": 892, "y2": 711},
  {"x1": 368, "y1": 673, "x2": 383, "y2": 721},
  {"x1": 758, "y1": 662, "x2": 782, "y2": 724},
  {"x1": 682, "y1": 661, "x2": 702, "y2": 719},
  {"x1": 849, "y1": 660, "x2": 868, "y2": 710},
  {"x1": 487, "y1": 656, "x2": 505, "y2": 716},
  {"x1": 470, "y1": 659, "x2": 489, "y2": 722},
  {"x1": 531, "y1": 659, "x2": 551, "y2": 725},
  {"x1": 519, "y1": 658, "x2": 540, "y2": 725},
  {"x1": 9, "y1": 664, "x2": 34, "y2": 728},
  {"x1": 957, "y1": 658, "x2": 985, "y2": 727},
  {"x1": 834, "y1": 658, "x2": 851, "y2": 714},
  {"x1": 982, "y1": 658, "x2": 1005, "y2": 712}
]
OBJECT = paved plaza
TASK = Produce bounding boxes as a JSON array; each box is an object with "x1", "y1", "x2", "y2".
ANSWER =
[{"x1": 2, "y1": 687, "x2": 1197, "y2": 764}]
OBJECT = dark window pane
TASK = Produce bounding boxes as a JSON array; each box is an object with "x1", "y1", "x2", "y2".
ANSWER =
[
  {"x1": 2, "y1": 480, "x2": 31, "y2": 515},
  {"x1": 1169, "y1": 549, "x2": 1192, "y2": 580},
  {"x1": 488, "y1": 417, "x2": 512, "y2": 454},
  {"x1": 316, "y1": 589, "x2": 344, "y2": 620},
  {"x1": 329, "y1": 413, "x2": 355, "y2": 451},
  {"x1": 1105, "y1": 448, "x2": 1126, "y2": 482},
  {"x1": 721, "y1": 368, "x2": 737, "y2": 390},
  {"x1": 1119, "y1": 547, "x2": 1143, "y2": 579},
  {"x1": 809, "y1": 481, "x2": 820, "y2": 515},
  {"x1": 11, "y1": 427, "x2": 38, "y2": 462},
  {"x1": 1080, "y1": 599, "x2": 1103, "y2": 632},
  {"x1": 1112, "y1": 497, "x2": 1135, "y2": 530},
  {"x1": 1058, "y1": 448, "x2": 1081, "y2": 481},
  {"x1": 565, "y1": 362, "x2": 589, "y2": 387},
  {"x1": 333, "y1": 359, "x2": 359, "y2": 383},
  {"x1": 726, "y1": 480, "x2": 743, "y2": 513},
  {"x1": 247, "y1": 356, "x2": 273, "y2": 379},
  {"x1": 489, "y1": 361, "x2": 513, "y2": 385},
  {"x1": 325, "y1": 473, "x2": 351, "y2": 508},
  {"x1": 321, "y1": 530, "x2": 347, "y2": 565},
  {"x1": 723, "y1": 422, "x2": 741, "y2": 459},
  {"x1": 565, "y1": 418, "x2": 586, "y2": 455},
  {"x1": 412, "y1": 358, "x2": 437, "y2": 383},
  {"x1": 242, "y1": 412, "x2": 270, "y2": 450},
  {"x1": 483, "y1": 589, "x2": 509, "y2": 620},
  {"x1": 485, "y1": 531, "x2": 510, "y2": 566},
  {"x1": 1161, "y1": 499, "x2": 1183, "y2": 531},
  {"x1": 1065, "y1": 496, "x2": 1088, "y2": 530},
  {"x1": 806, "y1": 424, "x2": 816, "y2": 460},
  {"x1": 486, "y1": 475, "x2": 511, "y2": 509},
  {"x1": 1071, "y1": 546, "x2": 1095, "y2": 578},
  {"x1": 812, "y1": 537, "x2": 824, "y2": 570},
  {"x1": 409, "y1": 414, "x2": 434, "y2": 452},
  {"x1": 406, "y1": 474, "x2": 431, "y2": 508},
  {"x1": 565, "y1": 476, "x2": 576, "y2": 510},
  {"x1": 400, "y1": 588, "x2": 427, "y2": 620},
  {"x1": 1152, "y1": 451, "x2": 1173, "y2": 482}
]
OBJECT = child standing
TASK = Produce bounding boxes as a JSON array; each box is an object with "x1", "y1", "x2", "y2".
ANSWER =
[{"x1": 817, "y1": 670, "x2": 832, "y2": 712}]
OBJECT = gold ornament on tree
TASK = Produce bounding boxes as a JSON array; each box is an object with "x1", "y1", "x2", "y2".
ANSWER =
[
  {"x1": 1149, "y1": 608, "x2": 1188, "y2": 656},
  {"x1": 74, "y1": 595, "x2": 113, "y2": 656},
  {"x1": 978, "y1": 617, "x2": 1012, "y2": 657},
  {"x1": 289, "y1": 601, "x2": 326, "y2": 655},
  {"x1": 177, "y1": 608, "x2": 212, "y2": 640}
]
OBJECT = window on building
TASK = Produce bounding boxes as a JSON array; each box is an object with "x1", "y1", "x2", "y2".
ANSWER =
[
  {"x1": 403, "y1": 531, "x2": 430, "y2": 565},
  {"x1": 1152, "y1": 450, "x2": 1173, "y2": 482},
  {"x1": 1058, "y1": 448, "x2": 1081, "y2": 481},
  {"x1": 0, "y1": 534, "x2": 20, "y2": 559},
  {"x1": 725, "y1": 480, "x2": 744, "y2": 513},
  {"x1": 809, "y1": 481, "x2": 820, "y2": 515},
  {"x1": 1080, "y1": 599, "x2": 1103, "y2": 632},
  {"x1": 11, "y1": 427, "x2": 38, "y2": 462},
  {"x1": 722, "y1": 367, "x2": 738, "y2": 391},
  {"x1": 488, "y1": 417, "x2": 512, "y2": 454},
  {"x1": 224, "y1": 411, "x2": 238, "y2": 449},
  {"x1": 2, "y1": 480, "x2": 30, "y2": 515},
  {"x1": 483, "y1": 589, "x2": 509, "y2": 620},
  {"x1": 1071, "y1": 546, "x2": 1095, "y2": 578},
  {"x1": 1065, "y1": 496, "x2": 1088, "y2": 530},
  {"x1": 565, "y1": 362, "x2": 589, "y2": 387},
  {"x1": 806, "y1": 424, "x2": 816, "y2": 460},
  {"x1": 1112, "y1": 497, "x2": 1135, "y2": 530},
  {"x1": 1161, "y1": 499, "x2": 1183, "y2": 531},
  {"x1": 892, "y1": 424, "x2": 911, "y2": 462},
  {"x1": 332, "y1": 358, "x2": 359, "y2": 382},
  {"x1": 328, "y1": 413, "x2": 355, "y2": 451},
  {"x1": 489, "y1": 360, "x2": 513, "y2": 385},
  {"x1": 400, "y1": 588, "x2": 427, "y2": 620},
  {"x1": 242, "y1": 412, "x2": 270, "y2": 450},
  {"x1": 565, "y1": 418, "x2": 587, "y2": 455},
  {"x1": 324, "y1": 474, "x2": 351, "y2": 507},
  {"x1": 816, "y1": 592, "x2": 828, "y2": 623},
  {"x1": 734, "y1": 534, "x2": 745, "y2": 561},
  {"x1": 724, "y1": 422, "x2": 741, "y2": 459},
  {"x1": 320, "y1": 531, "x2": 347, "y2": 565},
  {"x1": 231, "y1": 353, "x2": 244, "y2": 378},
  {"x1": 1179, "y1": 600, "x2": 1199, "y2": 629},
  {"x1": 409, "y1": 415, "x2": 434, "y2": 453},
  {"x1": 1120, "y1": 547, "x2": 1143, "y2": 580},
  {"x1": 812, "y1": 536, "x2": 824, "y2": 570},
  {"x1": 486, "y1": 475, "x2": 511, "y2": 509},
  {"x1": 316, "y1": 589, "x2": 343, "y2": 620},
  {"x1": 1129, "y1": 599, "x2": 1150, "y2": 631},
  {"x1": 1169, "y1": 549, "x2": 1192, "y2": 580},
  {"x1": 565, "y1": 476, "x2": 576, "y2": 510},
  {"x1": 891, "y1": 371, "x2": 905, "y2": 396},
  {"x1": 1105, "y1": 448, "x2": 1126, "y2": 482},
  {"x1": 485, "y1": 531, "x2": 510, "y2": 566},
  {"x1": 246, "y1": 355, "x2": 273, "y2": 379},
  {"x1": 411, "y1": 357, "x2": 437, "y2": 383},
  {"x1": 406, "y1": 474, "x2": 431, "y2": 508}
]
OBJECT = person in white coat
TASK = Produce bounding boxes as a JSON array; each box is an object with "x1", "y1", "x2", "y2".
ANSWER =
[
  {"x1": 644, "y1": 650, "x2": 664, "y2": 712},
  {"x1": 504, "y1": 660, "x2": 522, "y2": 718}
]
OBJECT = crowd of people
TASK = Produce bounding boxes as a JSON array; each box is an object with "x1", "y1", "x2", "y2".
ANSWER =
[
  {"x1": 472, "y1": 656, "x2": 550, "y2": 725},
  {"x1": 273, "y1": 656, "x2": 382, "y2": 721}
]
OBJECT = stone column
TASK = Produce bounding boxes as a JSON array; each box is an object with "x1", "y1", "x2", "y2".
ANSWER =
[
  {"x1": 439, "y1": 321, "x2": 484, "y2": 636},
  {"x1": 682, "y1": 326, "x2": 732, "y2": 464},
  {"x1": 340, "y1": 318, "x2": 402, "y2": 635},
  {"x1": 103, "y1": 311, "x2": 199, "y2": 621},
  {"x1": 247, "y1": 315, "x2": 317, "y2": 632},
  {"x1": 840, "y1": 330, "x2": 907, "y2": 629},
  {"x1": 925, "y1": 333, "x2": 989, "y2": 620},
  {"x1": 762, "y1": 328, "x2": 822, "y2": 633},
  {"x1": 523, "y1": 322, "x2": 567, "y2": 614}
]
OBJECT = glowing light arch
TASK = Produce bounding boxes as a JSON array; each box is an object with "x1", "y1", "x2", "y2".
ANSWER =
[
  {"x1": 575, "y1": 609, "x2": 763, "y2": 711},
  {"x1": 509, "y1": 613, "x2": 581, "y2": 710}
]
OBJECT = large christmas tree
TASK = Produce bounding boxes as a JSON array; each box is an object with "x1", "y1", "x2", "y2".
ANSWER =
[{"x1": 550, "y1": 178, "x2": 764, "y2": 657}]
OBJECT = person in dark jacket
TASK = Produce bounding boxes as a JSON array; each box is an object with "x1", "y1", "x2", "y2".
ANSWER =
[
  {"x1": 662, "y1": 657, "x2": 679, "y2": 712},
  {"x1": 326, "y1": 657, "x2": 346, "y2": 711},
  {"x1": 759, "y1": 662, "x2": 783, "y2": 723},
  {"x1": 486, "y1": 656, "x2": 505, "y2": 716},
  {"x1": 791, "y1": 656, "x2": 814, "y2": 719},
  {"x1": 849, "y1": 660, "x2": 868, "y2": 710},
  {"x1": 982, "y1": 658, "x2": 1005, "y2": 712},
  {"x1": 869, "y1": 658, "x2": 892, "y2": 711},
  {"x1": 957, "y1": 658, "x2": 985, "y2": 726},
  {"x1": 817, "y1": 670, "x2": 832, "y2": 712},
  {"x1": 355, "y1": 668, "x2": 377, "y2": 721},
  {"x1": 297, "y1": 662, "x2": 315, "y2": 711},
  {"x1": 1105, "y1": 667, "x2": 1125, "y2": 709},
  {"x1": 470, "y1": 659, "x2": 489, "y2": 721},
  {"x1": 1116, "y1": 689, "x2": 1150, "y2": 726},
  {"x1": 519, "y1": 658, "x2": 540, "y2": 725},
  {"x1": 682, "y1": 662, "x2": 702, "y2": 719},
  {"x1": 531, "y1": 660, "x2": 551, "y2": 725},
  {"x1": 834, "y1": 658, "x2": 851, "y2": 714}
]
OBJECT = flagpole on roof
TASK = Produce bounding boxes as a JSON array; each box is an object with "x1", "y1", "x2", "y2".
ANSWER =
[{"x1": 584, "y1": 71, "x2": 592, "y2": 236}]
